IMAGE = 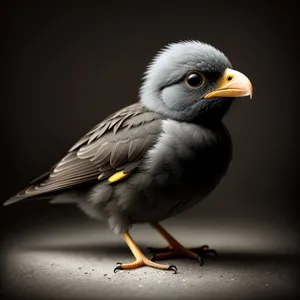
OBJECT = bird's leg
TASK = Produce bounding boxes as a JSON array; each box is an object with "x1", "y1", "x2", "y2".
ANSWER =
[
  {"x1": 114, "y1": 232, "x2": 177, "y2": 273},
  {"x1": 148, "y1": 222, "x2": 217, "y2": 265}
]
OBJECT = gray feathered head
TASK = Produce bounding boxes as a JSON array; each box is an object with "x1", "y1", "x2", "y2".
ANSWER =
[{"x1": 140, "y1": 40, "x2": 252, "y2": 124}]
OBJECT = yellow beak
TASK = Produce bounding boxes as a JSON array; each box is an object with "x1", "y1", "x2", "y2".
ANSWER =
[{"x1": 204, "y1": 68, "x2": 253, "y2": 99}]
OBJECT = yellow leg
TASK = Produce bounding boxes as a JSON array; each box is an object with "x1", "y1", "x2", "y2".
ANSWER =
[
  {"x1": 149, "y1": 222, "x2": 217, "y2": 265},
  {"x1": 114, "y1": 232, "x2": 177, "y2": 273}
]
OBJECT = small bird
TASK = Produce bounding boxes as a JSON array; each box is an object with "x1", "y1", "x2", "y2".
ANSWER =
[{"x1": 4, "y1": 40, "x2": 253, "y2": 274}]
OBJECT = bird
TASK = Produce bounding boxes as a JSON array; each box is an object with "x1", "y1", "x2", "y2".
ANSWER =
[{"x1": 4, "y1": 40, "x2": 253, "y2": 274}]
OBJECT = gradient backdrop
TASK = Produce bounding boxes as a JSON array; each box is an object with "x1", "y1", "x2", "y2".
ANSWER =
[{"x1": 1, "y1": 1, "x2": 299, "y2": 300}]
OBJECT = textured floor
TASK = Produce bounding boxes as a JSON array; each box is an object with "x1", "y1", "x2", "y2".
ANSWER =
[{"x1": 1, "y1": 214, "x2": 299, "y2": 300}]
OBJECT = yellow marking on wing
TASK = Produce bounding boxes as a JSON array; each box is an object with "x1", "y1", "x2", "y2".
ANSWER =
[{"x1": 108, "y1": 171, "x2": 129, "y2": 183}]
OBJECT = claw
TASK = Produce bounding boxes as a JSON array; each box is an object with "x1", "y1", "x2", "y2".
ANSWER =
[
  {"x1": 201, "y1": 245, "x2": 209, "y2": 251},
  {"x1": 116, "y1": 262, "x2": 122, "y2": 265},
  {"x1": 196, "y1": 255, "x2": 204, "y2": 266},
  {"x1": 208, "y1": 249, "x2": 218, "y2": 258},
  {"x1": 114, "y1": 264, "x2": 123, "y2": 273},
  {"x1": 168, "y1": 264, "x2": 178, "y2": 274},
  {"x1": 191, "y1": 245, "x2": 218, "y2": 259}
]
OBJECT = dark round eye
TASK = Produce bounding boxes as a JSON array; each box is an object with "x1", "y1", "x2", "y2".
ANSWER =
[{"x1": 185, "y1": 72, "x2": 204, "y2": 88}]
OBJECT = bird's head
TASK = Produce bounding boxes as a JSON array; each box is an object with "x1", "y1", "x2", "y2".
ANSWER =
[{"x1": 140, "y1": 40, "x2": 253, "y2": 125}]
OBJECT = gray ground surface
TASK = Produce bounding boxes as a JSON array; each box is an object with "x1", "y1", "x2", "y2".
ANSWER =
[{"x1": 1, "y1": 213, "x2": 299, "y2": 300}]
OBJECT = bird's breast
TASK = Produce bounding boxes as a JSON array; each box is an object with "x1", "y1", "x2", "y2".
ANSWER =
[
  {"x1": 127, "y1": 119, "x2": 232, "y2": 222},
  {"x1": 148, "y1": 119, "x2": 232, "y2": 186}
]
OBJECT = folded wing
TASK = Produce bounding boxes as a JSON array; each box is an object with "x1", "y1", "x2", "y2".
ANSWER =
[{"x1": 4, "y1": 103, "x2": 162, "y2": 205}]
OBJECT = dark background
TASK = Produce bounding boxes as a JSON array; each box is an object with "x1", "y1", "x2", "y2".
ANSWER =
[{"x1": 1, "y1": 1, "x2": 299, "y2": 299}]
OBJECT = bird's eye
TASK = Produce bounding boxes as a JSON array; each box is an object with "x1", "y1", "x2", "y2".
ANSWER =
[{"x1": 185, "y1": 72, "x2": 205, "y2": 88}]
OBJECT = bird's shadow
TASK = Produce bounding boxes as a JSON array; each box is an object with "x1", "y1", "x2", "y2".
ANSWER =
[{"x1": 23, "y1": 242, "x2": 300, "y2": 268}]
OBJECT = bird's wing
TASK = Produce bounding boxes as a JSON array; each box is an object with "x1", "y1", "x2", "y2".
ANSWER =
[{"x1": 4, "y1": 102, "x2": 162, "y2": 205}]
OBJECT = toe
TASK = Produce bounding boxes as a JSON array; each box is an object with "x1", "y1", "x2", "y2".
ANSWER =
[
  {"x1": 207, "y1": 249, "x2": 218, "y2": 258},
  {"x1": 190, "y1": 245, "x2": 218, "y2": 258}
]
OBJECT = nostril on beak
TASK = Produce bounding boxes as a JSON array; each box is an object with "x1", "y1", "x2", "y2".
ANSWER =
[{"x1": 227, "y1": 76, "x2": 233, "y2": 81}]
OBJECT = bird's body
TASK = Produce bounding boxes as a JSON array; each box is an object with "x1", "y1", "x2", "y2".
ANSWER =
[
  {"x1": 75, "y1": 108, "x2": 232, "y2": 233},
  {"x1": 4, "y1": 40, "x2": 252, "y2": 273},
  {"x1": 43, "y1": 103, "x2": 232, "y2": 234}
]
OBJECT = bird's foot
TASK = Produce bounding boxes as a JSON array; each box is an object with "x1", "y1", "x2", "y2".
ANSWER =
[
  {"x1": 148, "y1": 244, "x2": 217, "y2": 265},
  {"x1": 189, "y1": 245, "x2": 218, "y2": 258},
  {"x1": 116, "y1": 232, "x2": 178, "y2": 274},
  {"x1": 114, "y1": 257, "x2": 177, "y2": 274}
]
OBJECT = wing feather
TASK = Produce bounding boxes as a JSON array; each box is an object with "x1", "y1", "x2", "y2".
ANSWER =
[{"x1": 4, "y1": 102, "x2": 162, "y2": 206}]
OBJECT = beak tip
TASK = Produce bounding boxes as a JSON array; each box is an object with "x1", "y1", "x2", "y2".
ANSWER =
[{"x1": 249, "y1": 86, "x2": 253, "y2": 99}]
